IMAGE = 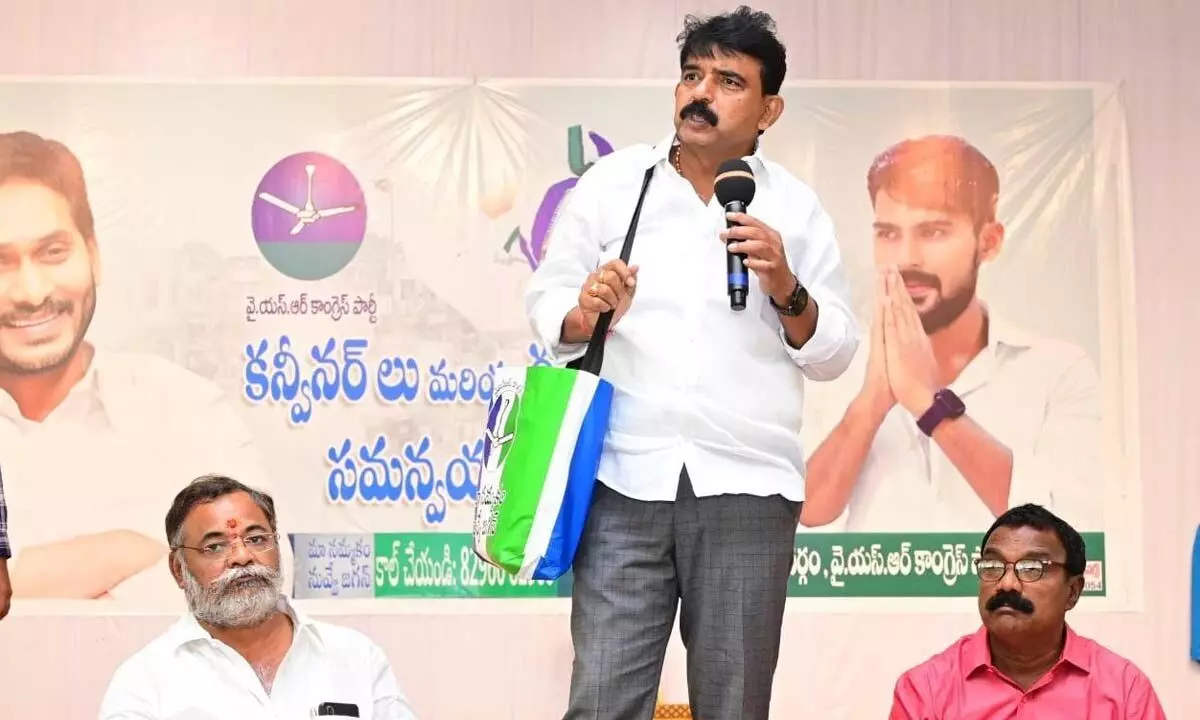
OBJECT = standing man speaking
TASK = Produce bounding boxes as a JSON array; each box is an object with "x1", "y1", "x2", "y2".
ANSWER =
[{"x1": 525, "y1": 6, "x2": 859, "y2": 719}]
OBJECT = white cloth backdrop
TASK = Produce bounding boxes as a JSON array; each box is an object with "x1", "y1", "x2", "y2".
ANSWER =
[{"x1": 0, "y1": 1, "x2": 1197, "y2": 718}]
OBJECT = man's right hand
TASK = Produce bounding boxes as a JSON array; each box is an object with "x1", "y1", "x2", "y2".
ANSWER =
[
  {"x1": 576, "y1": 260, "x2": 639, "y2": 336},
  {"x1": 857, "y1": 268, "x2": 897, "y2": 420}
]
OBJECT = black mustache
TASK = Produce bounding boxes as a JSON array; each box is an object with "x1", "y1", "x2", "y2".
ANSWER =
[
  {"x1": 680, "y1": 101, "x2": 719, "y2": 126},
  {"x1": 899, "y1": 269, "x2": 941, "y2": 290},
  {"x1": 986, "y1": 589, "x2": 1035, "y2": 614},
  {"x1": 0, "y1": 299, "x2": 73, "y2": 326}
]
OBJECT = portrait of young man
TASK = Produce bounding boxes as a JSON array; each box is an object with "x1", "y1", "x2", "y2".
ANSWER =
[
  {"x1": 0, "y1": 130, "x2": 278, "y2": 605},
  {"x1": 800, "y1": 135, "x2": 1102, "y2": 533}
]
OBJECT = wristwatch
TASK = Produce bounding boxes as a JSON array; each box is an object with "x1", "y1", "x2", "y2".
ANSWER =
[
  {"x1": 916, "y1": 389, "x2": 966, "y2": 436},
  {"x1": 769, "y1": 277, "x2": 810, "y2": 317}
]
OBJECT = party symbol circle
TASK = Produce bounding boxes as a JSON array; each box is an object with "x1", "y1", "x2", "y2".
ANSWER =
[{"x1": 251, "y1": 152, "x2": 367, "y2": 281}]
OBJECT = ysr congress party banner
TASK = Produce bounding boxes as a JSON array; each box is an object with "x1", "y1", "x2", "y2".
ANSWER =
[{"x1": 0, "y1": 79, "x2": 1138, "y2": 613}]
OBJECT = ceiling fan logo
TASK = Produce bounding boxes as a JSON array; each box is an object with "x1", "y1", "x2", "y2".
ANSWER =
[{"x1": 250, "y1": 152, "x2": 368, "y2": 281}]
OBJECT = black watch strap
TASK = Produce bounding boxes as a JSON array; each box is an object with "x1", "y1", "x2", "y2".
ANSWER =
[{"x1": 769, "y1": 278, "x2": 809, "y2": 317}]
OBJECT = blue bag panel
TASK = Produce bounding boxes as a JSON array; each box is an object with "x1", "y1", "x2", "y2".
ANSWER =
[{"x1": 532, "y1": 379, "x2": 613, "y2": 581}]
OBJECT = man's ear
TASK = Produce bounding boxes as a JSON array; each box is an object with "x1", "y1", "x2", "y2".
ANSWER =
[
  {"x1": 757, "y1": 95, "x2": 785, "y2": 135},
  {"x1": 169, "y1": 551, "x2": 185, "y2": 589},
  {"x1": 1064, "y1": 575, "x2": 1085, "y2": 611},
  {"x1": 86, "y1": 235, "x2": 102, "y2": 286},
  {"x1": 978, "y1": 221, "x2": 1004, "y2": 263}
]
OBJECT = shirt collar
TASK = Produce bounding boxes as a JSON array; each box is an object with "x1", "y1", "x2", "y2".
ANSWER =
[
  {"x1": 944, "y1": 306, "x2": 1041, "y2": 397},
  {"x1": 985, "y1": 306, "x2": 1040, "y2": 353},
  {"x1": 1059, "y1": 625, "x2": 1093, "y2": 672},
  {"x1": 648, "y1": 130, "x2": 770, "y2": 179},
  {"x1": 964, "y1": 625, "x2": 1092, "y2": 677},
  {"x1": 963, "y1": 626, "x2": 991, "y2": 673},
  {"x1": 166, "y1": 595, "x2": 322, "y2": 652}
]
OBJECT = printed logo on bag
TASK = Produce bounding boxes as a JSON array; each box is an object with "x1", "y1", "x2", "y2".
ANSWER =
[
  {"x1": 473, "y1": 488, "x2": 504, "y2": 537},
  {"x1": 483, "y1": 380, "x2": 522, "y2": 472}
]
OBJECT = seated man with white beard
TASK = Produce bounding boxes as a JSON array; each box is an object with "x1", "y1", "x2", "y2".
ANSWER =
[{"x1": 99, "y1": 475, "x2": 419, "y2": 719}]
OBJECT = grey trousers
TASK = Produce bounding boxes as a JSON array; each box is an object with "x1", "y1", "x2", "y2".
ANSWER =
[{"x1": 563, "y1": 467, "x2": 799, "y2": 720}]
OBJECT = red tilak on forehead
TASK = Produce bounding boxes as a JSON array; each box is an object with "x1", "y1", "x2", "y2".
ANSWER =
[{"x1": 226, "y1": 519, "x2": 238, "y2": 529}]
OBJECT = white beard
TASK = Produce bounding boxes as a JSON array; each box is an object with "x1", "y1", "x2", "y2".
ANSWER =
[{"x1": 181, "y1": 561, "x2": 284, "y2": 629}]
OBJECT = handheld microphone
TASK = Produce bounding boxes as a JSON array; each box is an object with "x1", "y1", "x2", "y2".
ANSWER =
[{"x1": 714, "y1": 158, "x2": 757, "y2": 311}]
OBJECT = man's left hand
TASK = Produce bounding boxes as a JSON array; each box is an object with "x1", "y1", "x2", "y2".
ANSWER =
[
  {"x1": 722, "y1": 212, "x2": 795, "y2": 303},
  {"x1": 882, "y1": 266, "x2": 940, "y2": 416}
]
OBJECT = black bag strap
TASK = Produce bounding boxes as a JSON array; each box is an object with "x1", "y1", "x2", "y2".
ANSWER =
[{"x1": 568, "y1": 165, "x2": 655, "y2": 376}]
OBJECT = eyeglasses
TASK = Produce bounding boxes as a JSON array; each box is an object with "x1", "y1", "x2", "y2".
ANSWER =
[
  {"x1": 974, "y1": 557, "x2": 1064, "y2": 583},
  {"x1": 173, "y1": 532, "x2": 279, "y2": 561}
]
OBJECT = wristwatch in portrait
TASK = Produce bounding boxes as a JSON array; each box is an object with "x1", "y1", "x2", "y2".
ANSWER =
[
  {"x1": 916, "y1": 389, "x2": 966, "y2": 436},
  {"x1": 769, "y1": 277, "x2": 810, "y2": 317}
]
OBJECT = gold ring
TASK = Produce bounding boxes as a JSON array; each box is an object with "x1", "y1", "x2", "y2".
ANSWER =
[{"x1": 589, "y1": 283, "x2": 600, "y2": 296}]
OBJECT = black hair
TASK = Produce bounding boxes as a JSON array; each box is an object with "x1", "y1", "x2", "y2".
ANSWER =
[
  {"x1": 165, "y1": 474, "x2": 277, "y2": 547},
  {"x1": 0, "y1": 131, "x2": 96, "y2": 240},
  {"x1": 676, "y1": 6, "x2": 787, "y2": 95},
  {"x1": 982, "y1": 504, "x2": 1086, "y2": 576}
]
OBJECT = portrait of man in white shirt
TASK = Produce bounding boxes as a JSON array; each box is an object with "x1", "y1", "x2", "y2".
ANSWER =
[
  {"x1": 0, "y1": 130, "x2": 274, "y2": 604},
  {"x1": 799, "y1": 135, "x2": 1102, "y2": 533},
  {"x1": 100, "y1": 475, "x2": 418, "y2": 719},
  {"x1": 526, "y1": 9, "x2": 860, "y2": 717}
]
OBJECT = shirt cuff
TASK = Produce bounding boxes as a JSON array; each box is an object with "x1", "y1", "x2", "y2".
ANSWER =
[
  {"x1": 531, "y1": 288, "x2": 588, "y2": 364},
  {"x1": 779, "y1": 287, "x2": 851, "y2": 366}
]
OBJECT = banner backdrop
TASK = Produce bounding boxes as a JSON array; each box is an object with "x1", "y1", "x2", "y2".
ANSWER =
[{"x1": 0, "y1": 79, "x2": 1138, "y2": 614}]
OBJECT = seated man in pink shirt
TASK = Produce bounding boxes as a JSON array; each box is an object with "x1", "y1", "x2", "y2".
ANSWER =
[{"x1": 890, "y1": 504, "x2": 1165, "y2": 719}]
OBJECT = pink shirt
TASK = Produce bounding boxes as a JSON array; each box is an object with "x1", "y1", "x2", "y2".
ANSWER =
[{"x1": 890, "y1": 626, "x2": 1166, "y2": 719}]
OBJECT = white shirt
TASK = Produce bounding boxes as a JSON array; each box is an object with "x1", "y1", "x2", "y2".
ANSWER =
[
  {"x1": 526, "y1": 132, "x2": 860, "y2": 502},
  {"x1": 0, "y1": 349, "x2": 283, "y2": 606},
  {"x1": 99, "y1": 598, "x2": 418, "y2": 720},
  {"x1": 800, "y1": 312, "x2": 1103, "y2": 531}
]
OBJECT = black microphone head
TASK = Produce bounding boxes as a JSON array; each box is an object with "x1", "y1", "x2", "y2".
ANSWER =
[{"x1": 714, "y1": 158, "x2": 756, "y2": 207}]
